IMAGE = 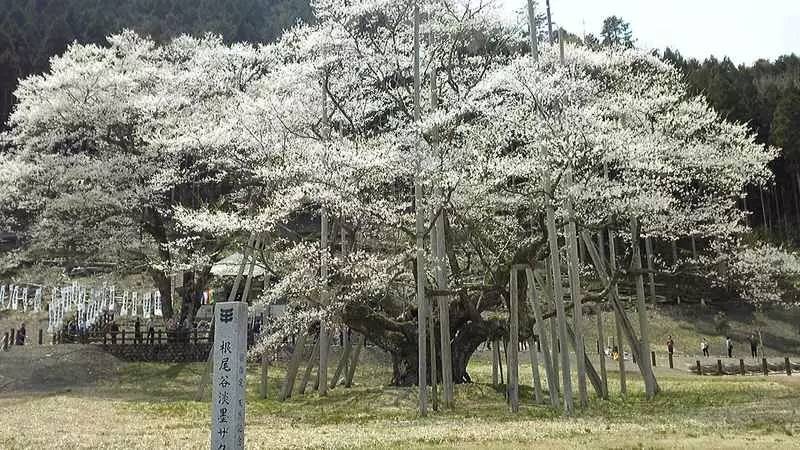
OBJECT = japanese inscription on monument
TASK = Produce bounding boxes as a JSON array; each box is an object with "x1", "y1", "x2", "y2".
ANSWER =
[{"x1": 211, "y1": 302, "x2": 247, "y2": 450}]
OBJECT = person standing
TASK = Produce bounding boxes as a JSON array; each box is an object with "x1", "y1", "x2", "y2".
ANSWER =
[
  {"x1": 15, "y1": 323, "x2": 26, "y2": 345},
  {"x1": 134, "y1": 317, "x2": 142, "y2": 345},
  {"x1": 748, "y1": 334, "x2": 758, "y2": 359},
  {"x1": 701, "y1": 338, "x2": 709, "y2": 358},
  {"x1": 666, "y1": 335, "x2": 675, "y2": 356},
  {"x1": 725, "y1": 336, "x2": 733, "y2": 358},
  {"x1": 146, "y1": 318, "x2": 155, "y2": 345},
  {"x1": 109, "y1": 321, "x2": 119, "y2": 345}
]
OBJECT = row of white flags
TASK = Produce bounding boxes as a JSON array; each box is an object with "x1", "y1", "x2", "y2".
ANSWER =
[
  {"x1": 0, "y1": 284, "x2": 43, "y2": 313},
  {"x1": 0, "y1": 283, "x2": 162, "y2": 332}
]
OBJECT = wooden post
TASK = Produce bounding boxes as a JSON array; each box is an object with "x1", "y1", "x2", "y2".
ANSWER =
[
  {"x1": 717, "y1": 359, "x2": 723, "y2": 375},
  {"x1": 430, "y1": 45, "x2": 454, "y2": 409},
  {"x1": 595, "y1": 305, "x2": 608, "y2": 400},
  {"x1": 739, "y1": 359, "x2": 745, "y2": 376},
  {"x1": 644, "y1": 236, "x2": 657, "y2": 304},
  {"x1": 786, "y1": 357, "x2": 792, "y2": 376},
  {"x1": 412, "y1": 0, "x2": 428, "y2": 418},
  {"x1": 508, "y1": 268, "x2": 520, "y2": 413},
  {"x1": 631, "y1": 219, "x2": 658, "y2": 398},
  {"x1": 278, "y1": 330, "x2": 308, "y2": 401},
  {"x1": 605, "y1": 229, "x2": 627, "y2": 397},
  {"x1": 564, "y1": 176, "x2": 588, "y2": 408},
  {"x1": 299, "y1": 338, "x2": 320, "y2": 394},
  {"x1": 344, "y1": 334, "x2": 364, "y2": 388},
  {"x1": 762, "y1": 357, "x2": 768, "y2": 376},
  {"x1": 498, "y1": 340, "x2": 504, "y2": 387},
  {"x1": 526, "y1": 267, "x2": 558, "y2": 407},
  {"x1": 38, "y1": 329, "x2": 43, "y2": 345},
  {"x1": 313, "y1": 337, "x2": 333, "y2": 392},
  {"x1": 651, "y1": 351, "x2": 656, "y2": 367},
  {"x1": 669, "y1": 353, "x2": 674, "y2": 369},
  {"x1": 529, "y1": 337, "x2": 543, "y2": 404},
  {"x1": 549, "y1": 316, "x2": 560, "y2": 391},
  {"x1": 525, "y1": 0, "x2": 539, "y2": 61},
  {"x1": 427, "y1": 296, "x2": 438, "y2": 411},
  {"x1": 696, "y1": 360, "x2": 702, "y2": 375},
  {"x1": 492, "y1": 340, "x2": 499, "y2": 387},
  {"x1": 544, "y1": 175, "x2": 574, "y2": 415},
  {"x1": 260, "y1": 352, "x2": 269, "y2": 399},
  {"x1": 319, "y1": 207, "x2": 330, "y2": 396},
  {"x1": 10, "y1": 328, "x2": 14, "y2": 345}
]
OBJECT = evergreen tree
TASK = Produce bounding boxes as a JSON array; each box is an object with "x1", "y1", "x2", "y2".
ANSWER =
[
  {"x1": 771, "y1": 86, "x2": 800, "y2": 166},
  {"x1": 600, "y1": 15, "x2": 634, "y2": 48}
]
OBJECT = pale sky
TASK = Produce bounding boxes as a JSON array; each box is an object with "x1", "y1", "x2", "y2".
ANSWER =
[{"x1": 497, "y1": 0, "x2": 800, "y2": 64}]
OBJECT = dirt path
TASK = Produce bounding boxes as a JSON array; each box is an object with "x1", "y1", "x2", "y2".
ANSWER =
[{"x1": 0, "y1": 344, "x2": 122, "y2": 395}]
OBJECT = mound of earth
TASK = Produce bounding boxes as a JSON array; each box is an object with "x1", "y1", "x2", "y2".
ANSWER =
[{"x1": 0, "y1": 344, "x2": 122, "y2": 395}]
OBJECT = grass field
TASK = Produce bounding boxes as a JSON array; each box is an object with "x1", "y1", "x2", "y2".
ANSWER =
[{"x1": 1, "y1": 347, "x2": 799, "y2": 449}]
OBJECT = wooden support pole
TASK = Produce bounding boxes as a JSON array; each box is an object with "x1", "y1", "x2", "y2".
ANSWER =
[
  {"x1": 430, "y1": 38, "x2": 454, "y2": 408},
  {"x1": 313, "y1": 337, "x2": 333, "y2": 392},
  {"x1": 260, "y1": 352, "x2": 269, "y2": 399},
  {"x1": 786, "y1": 357, "x2": 792, "y2": 376},
  {"x1": 526, "y1": 267, "x2": 558, "y2": 407},
  {"x1": 428, "y1": 224, "x2": 439, "y2": 411},
  {"x1": 544, "y1": 175, "x2": 574, "y2": 415},
  {"x1": 739, "y1": 359, "x2": 745, "y2": 376},
  {"x1": 344, "y1": 334, "x2": 364, "y2": 388},
  {"x1": 669, "y1": 353, "x2": 674, "y2": 369},
  {"x1": 565, "y1": 193, "x2": 588, "y2": 407},
  {"x1": 299, "y1": 338, "x2": 320, "y2": 394},
  {"x1": 278, "y1": 331, "x2": 308, "y2": 401},
  {"x1": 498, "y1": 340, "x2": 504, "y2": 387},
  {"x1": 631, "y1": 219, "x2": 658, "y2": 398},
  {"x1": 508, "y1": 269, "x2": 520, "y2": 413},
  {"x1": 563, "y1": 322, "x2": 605, "y2": 399},
  {"x1": 696, "y1": 360, "x2": 702, "y2": 376},
  {"x1": 606, "y1": 229, "x2": 627, "y2": 396},
  {"x1": 644, "y1": 236, "x2": 657, "y2": 304},
  {"x1": 717, "y1": 359, "x2": 723, "y2": 375},
  {"x1": 549, "y1": 316, "x2": 559, "y2": 393},
  {"x1": 492, "y1": 340, "x2": 499, "y2": 387},
  {"x1": 412, "y1": 0, "x2": 427, "y2": 417},
  {"x1": 428, "y1": 295, "x2": 438, "y2": 411},
  {"x1": 529, "y1": 337, "x2": 543, "y2": 404},
  {"x1": 525, "y1": 0, "x2": 539, "y2": 61},
  {"x1": 319, "y1": 206, "x2": 330, "y2": 396},
  {"x1": 762, "y1": 357, "x2": 768, "y2": 376},
  {"x1": 651, "y1": 351, "x2": 656, "y2": 367},
  {"x1": 595, "y1": 305, "x2": 609, "y2": 400}
]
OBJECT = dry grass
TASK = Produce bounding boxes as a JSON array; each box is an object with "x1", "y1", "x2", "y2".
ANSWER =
[{"x1": 1, "y1": 348, "x2": 799, "y2": 449}]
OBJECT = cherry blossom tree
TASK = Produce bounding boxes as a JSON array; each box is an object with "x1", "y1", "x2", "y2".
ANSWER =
[{"x1": 2, "y1": 0, "x2": 777, "y2": 391}]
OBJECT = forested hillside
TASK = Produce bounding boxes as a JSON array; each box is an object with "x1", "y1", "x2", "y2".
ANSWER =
[
  {"x1": 663, "y1": 49, "x2": 800, "y2": 238},
  {"x1": 0, "y1": 0, "x2": 313, "y2": 129}
]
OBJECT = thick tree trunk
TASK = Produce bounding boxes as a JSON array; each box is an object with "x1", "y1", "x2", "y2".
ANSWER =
[{"x1": 150, "y1": 270, "x2": 173, "y2": 319}]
